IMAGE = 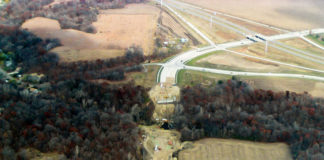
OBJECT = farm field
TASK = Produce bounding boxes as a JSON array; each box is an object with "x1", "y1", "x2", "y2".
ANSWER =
[
  {"x1": 179, "y1": 0, "x2": 324, "y2": 30},
  {"x1": 177, "y1": 70, "x2": 324, "y2": 98},
  {"x1": 21, "y1": 4, "x2": 160, "y2": 62},
  {"x1": 178, "y1": 138, "x2": 292, "y2": 160}
]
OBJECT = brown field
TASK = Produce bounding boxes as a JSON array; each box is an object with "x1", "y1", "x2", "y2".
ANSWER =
[
  {"x1": 179, "y1": 138, "x2": 292, "y2": 160},
  {"x1": 280, "y1": 38, "x2": 324, "y2": 56},
  {"x1": 174, "y1": 8, "x2": 244, "y2": 43},
  {"x1": 241, "y1": 77, "x2": 324, "y2": 98},
  {"x1": 179, "y1": 0, "x2": 324, "y2": 30},
  {"x1": 21, "y1": 4, "x2": 160, "y2": 62}
]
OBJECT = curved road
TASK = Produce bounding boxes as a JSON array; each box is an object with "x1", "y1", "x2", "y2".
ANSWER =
[{"x1": 156, "y1": 0, "x2": 324, "y2": 83}]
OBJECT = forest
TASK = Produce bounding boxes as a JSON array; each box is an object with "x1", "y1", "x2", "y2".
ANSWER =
[
  {"x1": 0, "y1": 79, "x2": 154, "y2": 159},
  {"x1": 172, "y1": 78, "x2": 324, "y2": 160}
]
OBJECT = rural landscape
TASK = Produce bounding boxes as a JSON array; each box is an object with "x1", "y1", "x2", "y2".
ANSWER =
[{"x1": 0, "y1": 0, "x2": 323, "y2": 160}]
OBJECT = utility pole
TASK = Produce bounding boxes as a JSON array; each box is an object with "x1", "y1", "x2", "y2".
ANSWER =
[
  {"x1": 210, "y1": 15, "x2": 213, "y2": 28},
  {"x1": 265, "y1": 41, "x2": 268, "y2": 55},
  {"x1": 161, "y1": 0, "x2": 163, "y2": 8}
]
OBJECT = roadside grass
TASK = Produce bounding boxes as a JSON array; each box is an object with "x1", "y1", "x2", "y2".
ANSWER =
[
  {"x1": 279, "y1": 38, "x2": 324, "y2": 57},
  {"x1": 156, "y1": 66, "x2": 163, "y2": 83},
  {"x1": 158, "y1": 46, "x2": 192, "y2": 63},
  {"x1": 177, "y1": 69, "x2": 232, "y2": 87},
  {"x1": 185, "y1": 51, "x2": 221, "y2": 66},
  {"x1": 307, "y1": 34, "x2": 324, "y2": 46},
  {"x1": 128, "y1": 65, "x2": 161, "y2": 88}
]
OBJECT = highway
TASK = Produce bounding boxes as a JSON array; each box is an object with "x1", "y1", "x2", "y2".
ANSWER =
[
  {"x1": 163, "y1": 0, "x2": 324, "y2": 65},
  {"x1": 155, "y1": 0, "x2": 324, "y2": 83},
  {"x1": 166, "y1": 0, "x2": 290, "y2": 33}
]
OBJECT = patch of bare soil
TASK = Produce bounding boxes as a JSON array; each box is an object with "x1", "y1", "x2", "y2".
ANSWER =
[
  {"x1": 141, "y1": 125, "x2": 182, "y2": 160},
  {"x1": 178, "y1": 138, "x2": 292, "y2": 160},
  {"x1": 149, "y1": 84, "x2": 180, "y2": 120}
]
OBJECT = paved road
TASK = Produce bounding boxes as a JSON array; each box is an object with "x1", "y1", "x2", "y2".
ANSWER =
[
  {"x1": 164, "y1": 0, "x2": 324, "y2": 65},
  {"x1": 156, "y1": 0, "x2": 324, "y2": 83}
]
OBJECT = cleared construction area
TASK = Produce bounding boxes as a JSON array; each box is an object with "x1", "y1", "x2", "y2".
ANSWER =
[{"x1": 178, "y1": 138, "x2": 292, "y2": 160}]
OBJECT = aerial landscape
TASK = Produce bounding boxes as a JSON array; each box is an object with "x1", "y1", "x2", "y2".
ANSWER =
[{"x1": 0, "y1": 0, "x2": 323, "y2": 160}]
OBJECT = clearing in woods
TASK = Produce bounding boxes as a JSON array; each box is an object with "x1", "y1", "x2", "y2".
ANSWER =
[{"x1": 178, "y1": 138, "x2": 292, "y2": 160}]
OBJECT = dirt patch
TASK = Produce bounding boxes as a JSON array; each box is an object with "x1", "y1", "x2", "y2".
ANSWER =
[
  {"x1": 179, "y1": 0, "x2": 324, "y2": 30},
  {"x1": 149, "y1": 84, "x2": 180, "y2": 120},
  {"x1": 179, "y1": 138, "x2": 292, "y2": 160},
  {"x1": 141, "y1": 125, "x2": 182, "y2": 160},
  {"x1": 21, "y1": 4, "x2": 160, "y2": 62}
]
